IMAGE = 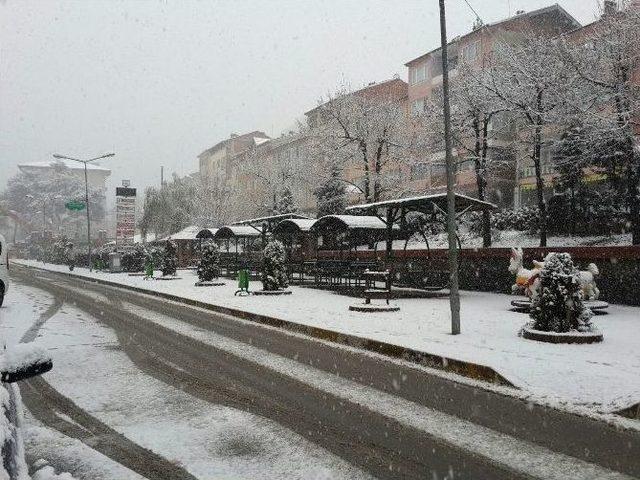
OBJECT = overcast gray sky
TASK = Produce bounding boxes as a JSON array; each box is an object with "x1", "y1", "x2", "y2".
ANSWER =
[{"x1": 1, "y1": 0, "x2": 603, "y2": 195}]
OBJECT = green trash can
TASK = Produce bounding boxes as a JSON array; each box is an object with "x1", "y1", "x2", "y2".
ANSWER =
[
  {"x1": 235, "y1": 269, "x2": 250, "y2": 295},
  {"x1": 144, "y1": 260, "x2": 154, "y2": 279}
]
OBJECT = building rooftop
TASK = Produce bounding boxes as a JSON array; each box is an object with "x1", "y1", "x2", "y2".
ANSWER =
[
  {"x1": 404, "y1": 3, "x2": 581, "y2": 67},
  {"x1": 197, "y1": 130, "x2": 270, "y2": 159},
  {"x1": 18, "y1": 159, "x2": 111, "y2": 173}
]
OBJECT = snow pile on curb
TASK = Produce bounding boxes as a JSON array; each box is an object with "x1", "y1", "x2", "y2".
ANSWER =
[{"x1": 31, "y1": 460, "x2": 75, "y2": 480}]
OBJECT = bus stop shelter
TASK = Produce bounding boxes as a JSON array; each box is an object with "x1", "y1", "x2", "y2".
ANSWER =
[{"x1": 345, "y1": 193, "x2": 497, "y2": 259}]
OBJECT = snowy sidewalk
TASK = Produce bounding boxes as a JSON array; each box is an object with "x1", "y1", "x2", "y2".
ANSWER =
[{"x1": 14, "y1": 260, "x2": 640, "y2": 414}]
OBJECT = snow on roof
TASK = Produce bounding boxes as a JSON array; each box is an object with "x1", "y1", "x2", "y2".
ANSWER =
[
  {"x1": 345, "y1": 193, "x2": 497, "y2": 212},
  {"x1": 254, "y1": 137, "x2": 271, "y2": 146},
  {"x1": 215, "y1": 225, "x2": 262, "y2": 238},
  {"x1": 273, "y1": 218, "x2": 317, "y2": 233},
  {"x1": 196, "y1": 228, "x2": 219, "y2": 239},
  {"x1": 134, "y1": 232, "x2": 157, "y2": 244},
  {"x1": 18, "y1": 159, "x2": 111, "y2": 172},
  {"x1": 232, "y1": 213, "x2": 310, "y2": 225},
  {"x1": 404, "y1": 4, "x2": 581, "y2": 67},
  {"x1": 312, "y1": 215, "x2": 390, "y2": 230},
  {"x1": 160, "y1": 225, "x2": 201, "y2": 242}
]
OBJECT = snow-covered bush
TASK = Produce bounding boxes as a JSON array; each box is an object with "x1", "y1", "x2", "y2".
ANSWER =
[
  {"x1": 161, "y1": 240, "x2": 178, "y2": 276},
  {"x1": 547, "y1": 188, "x2": 628, "y2": 236},
  {"x1": 49, "y1": 238, "x2": 70, "y2": 265},
  {"x1": 90, "y1": 244, "x2": 114, "y2": 270},
  {"x1": 261, "y1": 240, "x2": 289, "y2": 291},
  {"x1": 529, "y1": 252, "x2": 594, "y2": 333},
  {"x1": 197, "y1": 242, "x2": 220, "y2": 282},
  {"x1": 469, "y1": 207, "x2": 538, "y2": 236},
  {"x1": 121, "y1": 244, "x2": 146, "y2": 272},
  {"x1": 145, "y1": 246, "x2": 164, "y2": 269}
]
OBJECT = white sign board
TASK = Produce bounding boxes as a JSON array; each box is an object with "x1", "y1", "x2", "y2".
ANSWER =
[{"x1": 115, "y1": 187, "x2": 136, "y2": 249}]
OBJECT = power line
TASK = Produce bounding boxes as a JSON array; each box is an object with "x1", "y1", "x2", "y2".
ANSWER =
[{"x1": 461, "y1": 0, "x2": 483, "y2": 25}]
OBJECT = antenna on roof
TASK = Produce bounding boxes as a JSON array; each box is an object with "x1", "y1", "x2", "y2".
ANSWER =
[{"x1": 462, "y1": 0, "x2": 484, "y2": 29}]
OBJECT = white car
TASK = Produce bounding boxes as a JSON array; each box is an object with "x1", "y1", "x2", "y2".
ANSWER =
[{"x1": 0, "y1": 233, "x2": 8, "y2": 307}]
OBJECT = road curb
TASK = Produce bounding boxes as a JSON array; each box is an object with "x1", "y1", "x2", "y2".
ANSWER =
[{"x1": 16, "y1": 263, "x2": 515, "y2": 387}]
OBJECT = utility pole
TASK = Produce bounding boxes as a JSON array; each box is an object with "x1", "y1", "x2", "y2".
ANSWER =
[
  {"x1": 439, "y1": 0, "x2": 461, "y2": 335},
  {"x1": 53, "y1": 153, "x2": 115, "y2": 271}
]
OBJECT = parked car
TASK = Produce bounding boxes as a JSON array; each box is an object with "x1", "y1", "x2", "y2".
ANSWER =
[
  {"x1": 1, "y1": 343, "x2": 53, "y2": 479},
  {"x1": 0, "y1": 234, "x2": 8, "y2": 307}
]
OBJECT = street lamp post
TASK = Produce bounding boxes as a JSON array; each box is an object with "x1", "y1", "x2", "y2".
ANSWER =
[
  {"x1": 439, "y1": 0, "x2": 461, "y2": 335},
  {"x1": 53, "y1": 153, "x2": 115, "y2": 271}
]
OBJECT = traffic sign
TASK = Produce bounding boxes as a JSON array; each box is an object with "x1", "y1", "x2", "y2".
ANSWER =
[{"x1": 65, "y1": 200, "x2": 86, "y2": 211}]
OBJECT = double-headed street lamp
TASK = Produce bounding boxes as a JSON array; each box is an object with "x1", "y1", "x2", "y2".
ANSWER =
[{"x1": 52, "y1": 152, "x2": 115, "y2": 271}]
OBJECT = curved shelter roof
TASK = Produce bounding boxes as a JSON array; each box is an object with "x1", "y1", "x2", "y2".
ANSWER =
[
  {"x1": 272, "y1": 218, "x2": 317, "y2": 236},
  {"x1": 159, "y1": 225, "x2": 201, "y2": 242},
  {"x1": 195, "y1": 228, "x2": 219, "y2": 239},
  {"x1": 311, "y1": 215, "x2": 403, "y2": 248},
  {"x1": 214, "y1": 225, "x2": 262, "y2": 239},
  {"x1": 345, "y1": 193, "x2": 496, "y2": 215},
  {"x1": 311, "y1": 215, "x2": 395, "y2": 231}
]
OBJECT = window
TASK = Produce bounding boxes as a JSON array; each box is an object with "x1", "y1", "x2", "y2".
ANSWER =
[
  {"x1": 520, "y1": 149, "x2": 555, "y2": 178},
  {"x1": 411, "y1": 98, "x2": 425, "y2": 116},
  {"x1": 409, "y1": 62, "x2": 427, "y2": 85},
  {"x1": 460, "y1": 40, "x2": 480, "y2": 64},
  {"x1": 431, "y1": 48, "x2": 457, "y2": 79},
  {"x1": 410, "y1": 162, "x2": 430, "y2": 180}
]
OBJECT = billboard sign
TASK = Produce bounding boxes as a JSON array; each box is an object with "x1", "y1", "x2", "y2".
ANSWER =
[{"x1": 115, "y1": 185, "x2": 136, "y2": 249}]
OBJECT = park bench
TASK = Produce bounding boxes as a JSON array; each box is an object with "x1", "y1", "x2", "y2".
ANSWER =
[
  {"x1": 361, "y1": 269, "x2": 392, "y2": 305},
  {"x1": 348, "y1": 261, "x2": 381, "y2": 287}
]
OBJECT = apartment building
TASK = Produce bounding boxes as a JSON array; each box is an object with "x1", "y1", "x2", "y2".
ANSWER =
[
  {"x1": 233, "y1": 132, "x2": 317, "y2": 215},
  {"x1": 404, "y1": 5, "x2": 581, "y2": 208},
  {"x1": 514, "y1": 1, "x2": 640, "y2": 207},
  {"x1": 198, "y1": 131, "x2": 270, "y2": 188}
]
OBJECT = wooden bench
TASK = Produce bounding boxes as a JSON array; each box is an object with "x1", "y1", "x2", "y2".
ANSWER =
[{"x1": 361, "y1": 269, "x2": 392, "y2": 305}]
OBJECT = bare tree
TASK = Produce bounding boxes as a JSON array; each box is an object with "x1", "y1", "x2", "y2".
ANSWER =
[
  {"x1": 559, "y1": 4, "x2": 640, "y2": 243},
  {"x1": 188, "y1": 174, "x2": 242, "y2": 227},
  {"x1": 483, "y1": 31, "x2": 575, "y2": 247},
  {"x1": 238, "y1": 134, "x2": 308, "y2": 215},
  {"x1": 416, "y1": 63, "x2": 511, "y2": 247},
  {"x1": 306, "y1": 82, "x2": 409, "y2": 203}
]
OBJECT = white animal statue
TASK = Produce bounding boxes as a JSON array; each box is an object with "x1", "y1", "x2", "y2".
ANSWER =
[
  {"x1": 578, "y1": 263, "x2": 600, "y2": 300},
  {"x1": 508, "y1": 247, "x2": 600, "y2": 300},
  {"x1": 508, "y1": 247, "x2": 542, "y2": 298}
]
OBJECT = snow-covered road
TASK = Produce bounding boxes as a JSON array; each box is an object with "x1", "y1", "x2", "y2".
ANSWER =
[
  {"x1": 14, "y1": 260, "x2": 640, "y2": 413},
  {"x1": 2, "y1": 281, "x2": 370, "y2": 480},
  {"x1": 6, "y1": 264, "x2": 640, "y2": 480}
]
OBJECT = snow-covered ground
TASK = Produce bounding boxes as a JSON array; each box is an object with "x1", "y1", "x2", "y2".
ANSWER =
[
  {"x1": 15, "y1": 260, "x2": 640, "y2": 414},
  {"x1": 358, "y1": 230, "x2": 632, "y2": 250},
  {"x1": 2, "y1": 281, "x2": 371, "y2": 480},
  {"x1": 24, "y1": 422, "x2": 146, "y2": 480}
]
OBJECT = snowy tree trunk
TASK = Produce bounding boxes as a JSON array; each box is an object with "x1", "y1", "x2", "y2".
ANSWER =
[
  {"x1": 473, "y1": 114, "x2": 492, "y2": 248},
  {"x1": 533, "y1": 93, "x2": 547, "y2": 247}
]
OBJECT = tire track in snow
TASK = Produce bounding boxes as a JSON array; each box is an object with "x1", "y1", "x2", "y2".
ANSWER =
[{"x1": 12, "y1": 278, "x2": 198, "y2": 480}]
